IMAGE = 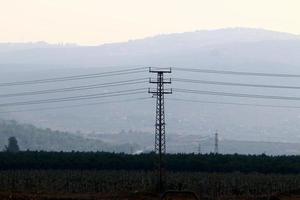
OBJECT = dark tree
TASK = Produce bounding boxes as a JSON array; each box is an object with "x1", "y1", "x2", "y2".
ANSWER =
[{"x1": 5, "y1": 137, "x2": 20, "y2": 153}]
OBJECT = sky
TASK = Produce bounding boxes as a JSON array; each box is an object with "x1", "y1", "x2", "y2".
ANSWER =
[{"x1": 0, "y1": 0, "x2": 299, "y2": 45}]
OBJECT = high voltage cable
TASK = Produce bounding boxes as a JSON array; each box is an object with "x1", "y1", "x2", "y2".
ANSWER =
[
  {"x1": 0, "y1": 97, "x2": 151, "y2": 114},
  {"x1": 0, "y1": 67, "x2": 147, "y2": 87},
  {"x1": 173, "y1": 78, "x2": 300, "y2": 89},
  {"x1": 174, "y1": 88, "x2": 300, "y2": 101},
  {"x1": 0, "y1": 78, "x2": 147, "y2": 98},
  {"x1": 168, "y1": 98, "x2": 300, "y2": 109},
  {"x1": 0, "y1": 88, "x2": 147, "y2": 107},
  {"x1": 173, "y1": 67, "x2": 300, "y2": 77}
]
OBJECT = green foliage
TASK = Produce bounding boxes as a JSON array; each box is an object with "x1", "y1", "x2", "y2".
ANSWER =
[
  {"x1": 4, "y1": 136, "x2": 20, "y2": 153},
  {"x1": 1, "y1": 151, "x2": 300, "y2": 174}
]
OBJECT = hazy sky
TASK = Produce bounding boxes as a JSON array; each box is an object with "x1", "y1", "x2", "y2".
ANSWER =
[{"x1": 0, "y1": 0, "x2": 299, "y2": 45}]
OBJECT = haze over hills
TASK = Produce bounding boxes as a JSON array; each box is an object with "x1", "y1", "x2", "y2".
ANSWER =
[
  {"x1": 0, "y1": 120, "x2": 138, "y2": 152},
  {"x1": 1, "y1": 28, "x2": 300, "y2": 154},
  {"x1": 0, "y1": 28, "x2": 300, "y2": 71}
]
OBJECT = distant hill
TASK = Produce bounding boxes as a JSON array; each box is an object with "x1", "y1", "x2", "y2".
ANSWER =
[
  {"x1": 94, "y1": 130, "x2": 300, "y2": 155},
  {"x1": 0, "y1": 28, "x2": 299, "y2": 71},
  {"x1": 1, "y1": 28, "x2": 300, "y2": 149},
  {"x1": 0, "y1": 41, "x2": 77, "y2": 52},
  {"x1": 0, "y1": 120, "x2": 138, "y2": 152}
]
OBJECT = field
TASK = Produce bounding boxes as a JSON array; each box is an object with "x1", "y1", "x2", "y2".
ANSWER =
[{"x1": 1, "y1": 170, "x2": 300, "y2": 200}]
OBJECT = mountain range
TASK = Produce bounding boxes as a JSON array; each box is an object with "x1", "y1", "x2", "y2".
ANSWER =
[
  {"x1": 0, "y1": 28, "x2": 300, "y2": 72},
  {"x1": 1, "y1": 28, "x2": 300, "y2": 154}
]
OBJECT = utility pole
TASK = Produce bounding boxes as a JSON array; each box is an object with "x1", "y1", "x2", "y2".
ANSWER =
[
  {"x1": 148, "y1": 67, "x2": 172, "y2": 193},
  {"x1": 214, "y1": 130, "x2": 219, "y2": 154},
  {"x1": 198, "y1": 143, "x2": 201, "y2": 154},
  {"x1": 130, "y1": 145, "x2": 134, "y2": 155}
]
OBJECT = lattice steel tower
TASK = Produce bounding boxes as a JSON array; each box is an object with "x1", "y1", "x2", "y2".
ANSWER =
[
  {"x1": 148, "y1": 67, "x2": 172, "y2": 192},
  {"x1": 214, "y1": 130, "x2": 219, "y2": 154}
]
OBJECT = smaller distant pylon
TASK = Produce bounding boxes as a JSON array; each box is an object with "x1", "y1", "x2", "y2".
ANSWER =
[{"x1": 214, "y1": 130, "x2": 219, "y2": 154}]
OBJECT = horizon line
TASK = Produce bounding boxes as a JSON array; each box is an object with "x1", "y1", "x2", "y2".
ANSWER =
[{"x1": 0, "y1": 27, "x2": 299, "y2": 47}]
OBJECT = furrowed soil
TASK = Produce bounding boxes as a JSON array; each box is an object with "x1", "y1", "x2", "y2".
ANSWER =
[
  {"x1": 1, "y1": 192, "x2": 300, "y2": 200},
  {"x1": 1, "y1": 170, "x2": 300, "y2": 200}
]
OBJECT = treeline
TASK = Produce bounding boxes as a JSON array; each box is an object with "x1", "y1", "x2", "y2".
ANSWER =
[{"x1": 1, "y1": 151, "x2": 300, "y2": 173}]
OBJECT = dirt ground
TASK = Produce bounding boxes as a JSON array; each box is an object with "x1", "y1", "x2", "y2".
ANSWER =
[
  {"x1": 0, "y1": 192, "x2": 158, "y2": 200},
  {"x1": 0, "y1": 191, "x2": 300, "y2": 200},
  {"x1": 275, "y1": 189, "x2": 300, "y2": 200}
]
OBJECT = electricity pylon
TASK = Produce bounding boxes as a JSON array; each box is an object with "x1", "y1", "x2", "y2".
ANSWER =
[{"x1": 148, "y1": 67, "x2": 172, "y2": 192}]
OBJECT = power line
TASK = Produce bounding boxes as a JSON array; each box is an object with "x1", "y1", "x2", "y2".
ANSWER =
[
  {"x1": 168, "y1": 98, "x2": 300, "y2": 109},
  {"x1": 0, "y1": 78, "x2": 147, "y2": 98},
  {"x1": 174, "y1": 88, "x2": 300, "y2": 101},
  {"x1": 0, "y1": 88, "x2": 147, "y2": 107},
  {"x1": 0, "y1": 67, "x2": 146, "y2": 87},
  {"x1": 0, "y1": 97, "x2": 150, "y2": 114},
  {"x1": 173, "y1": 67, "x2": 300, "y2": 77},
  {"x1": 173, "y1": 78, "x2": 300, "y2": 90}
]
